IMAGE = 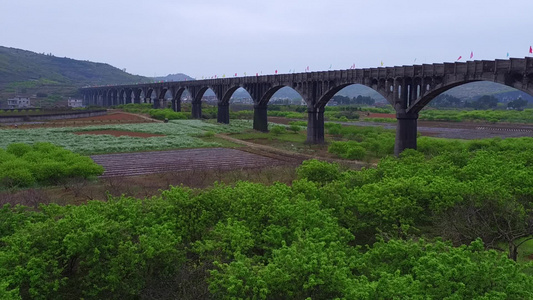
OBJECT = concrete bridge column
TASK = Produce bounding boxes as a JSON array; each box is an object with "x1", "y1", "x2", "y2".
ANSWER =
[
  {"x1": 171, "y1": 99, "x2": 181, "y2": 112},
  {"x1": 394, "y1": 112, "x2": 418, "y2": 156},
  {"x1": 144, "y1": 98, "x2": 151, "y2": 104},
  {"x1": 217, "y1": 102, "x2": 230, "y2": 124},
  {"x1": 125, "y1": 94, "x2": 132, "y2": 105},
  {"x1": 192, "y1": 101, "x2": 202, "y2": 119},
  {"x1": 133, "y1": 94, "x2": 141, "y2": 104},
  {"x1": 152, "y1": 98, "x2": 161, "y2": 109},
  {"x1": 306, "y1": 107, "x2": 325, "y2": 144},
  {"x1": 253, "y1": 103, "x2": 268, "y2": 132}
]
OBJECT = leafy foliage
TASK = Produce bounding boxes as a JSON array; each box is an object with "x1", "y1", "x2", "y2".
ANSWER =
[
  {"x1": 2, "y1": 132, "x2": 533, "y2": 298},
  {"x1": 0, "y1": 143, "x2": 103, "y2": 188}
]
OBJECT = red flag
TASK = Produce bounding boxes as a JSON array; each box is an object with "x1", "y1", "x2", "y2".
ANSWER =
[
  {"x1": 530, "y1": 46, "x2": 532, "y2": 54},
  {"x1": 256, "y1": 73, "x2": 258, "y2": 76},
  {"x1": 470, "y1": 51, "x2": 473, "y2": 59},
  {"x1": 457, "y1": 56, "x2": 462, "y2": 61},
  {"x1": 235, "y1": 73, "x2": 237, "y2": 77},
  {"x1": 275, "y1": 70, "x2": 278, "y2": 74}
]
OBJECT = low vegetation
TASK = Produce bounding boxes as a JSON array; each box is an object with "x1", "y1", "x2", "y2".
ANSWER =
[
  {"x1": 419, "y1": 108, "x2": 533, "y2": 123},
  {"x1": 0, "y1": 143, "x2": 103, "y2": 189},
  {"x1": 0, "y1": 120, "x2": 254, "y2": 154},
  {"x1": 2, "y1": 149, "x2": 533, "y2": 298}
]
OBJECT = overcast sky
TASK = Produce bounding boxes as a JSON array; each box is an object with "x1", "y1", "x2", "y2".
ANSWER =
[{"x1": 1, "y1": 0, "x2": 532, "y2": 79}]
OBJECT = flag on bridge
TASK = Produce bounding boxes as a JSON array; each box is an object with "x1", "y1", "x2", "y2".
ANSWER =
[
  {"x1": 507, "y1": 52, "x2": 510, "y2": 58},
  {"x1": 470, "y1": 51, "x2": 474, "y2": 59},
  {"x1": 380, "y1": 61, "x2": 384, "y2": 66},
  {"x1": 235, "y1": 73, "x2": 237, "y2": 77},
  {"x1": 244, "y1": 72, "x2": 247, "y2": 76},
  {"x1": 329, "y1": 64, "x2": 332, "y2": 69},
  {"x1": 275, "y1": 70, "x2": 278, "y2": 74},
  {"x1": 457, "y1": 56, "x2": 462, "y2": 61},
  {"x1": 530, "y1": 46, "x2": 532, "y2": 54}
]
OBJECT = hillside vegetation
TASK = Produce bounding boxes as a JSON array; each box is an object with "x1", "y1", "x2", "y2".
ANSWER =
[{"x1": 0, "y1": 46, "x2": 149, "y2": 98}]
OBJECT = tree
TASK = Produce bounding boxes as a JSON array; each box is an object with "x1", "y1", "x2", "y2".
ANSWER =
[
  {"x1": 507, "y1": 97, "x2": 528, "y2": 110},
  {"x1": 429, "y1": 94, "x2": 462, "y2": 107},
  {"x1": 466, "y1": 95, "x2": 498, "y2": 110}
]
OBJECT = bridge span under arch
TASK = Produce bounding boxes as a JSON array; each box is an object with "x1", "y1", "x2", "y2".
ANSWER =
[{"x1": 81, "y1": 58, "x2": 533, "y2": 155}]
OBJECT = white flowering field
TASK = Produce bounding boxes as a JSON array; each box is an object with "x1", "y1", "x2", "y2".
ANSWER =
[{"x1": 0, "y1": 120, "x2": 254, "y2": 154}]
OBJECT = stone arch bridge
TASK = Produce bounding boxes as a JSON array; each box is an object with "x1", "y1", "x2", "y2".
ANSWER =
[{"x1": 80, "y1": 58, "x2": 533, "y2": 155}]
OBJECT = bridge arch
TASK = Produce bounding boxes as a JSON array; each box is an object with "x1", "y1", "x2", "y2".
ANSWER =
[
  {"x1": 80, "y1": 57, "x2": 533, "y2": 155},
  {"x1": 408, "y1": 79, "x2": 533, "y2": 114},
  {"x1": 317, "y1": 82, "x2": 390, "y2": 109}
]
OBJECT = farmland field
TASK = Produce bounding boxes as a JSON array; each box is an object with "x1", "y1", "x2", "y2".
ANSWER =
[{"x1": 0, "y1": 119, "x2": 255, "y2": 154}]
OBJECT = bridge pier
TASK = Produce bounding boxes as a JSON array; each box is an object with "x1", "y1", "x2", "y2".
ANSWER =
[
  {"x1": 144, "y1": 98, "x2": 151, "y2": 104},
  {"x1": 152, "y1": 98, "x2": 160, "y2": 109},
  {"x1": 217, "y1": 102, "x2": 230, "y2": 124},
  {"x1": 253, "y1": 104, "x2": 268, "y2": 132},
  {"x1": 394, "y1": 112, "x2": 418, "y2": 156},
  {"x1": 192, "y1": 101, "x2": 202, "y2": 119},
  {"x1": 306, "y1": 108, "x2": 325, "y2": 144},
  {"x1": 171, "y1": 99, "x2": 181, "y2": 112}
]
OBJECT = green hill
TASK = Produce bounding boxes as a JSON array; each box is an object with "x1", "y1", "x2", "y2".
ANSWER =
[{"x1": 0, "y1": 46, "x2": 149, "y2": 99}]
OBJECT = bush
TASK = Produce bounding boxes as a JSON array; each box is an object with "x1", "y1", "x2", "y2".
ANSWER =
[
  {"x1": 270, "y1": 125, "x2": 286, "y2": 135},
  {"x1": 328, "y1": 141, "x2": 367, "y2": 160},
  {"x1": 0, "y1": 143, "x2": 103, "y2": 188},
  {"x1": 296, "y1": 159, "x2": 340, "y2": 184},
  {"x1": 288, "y1": 124, "x2": 301, "y2": 133},
  {"x1": 203, "y1": 131, "x2": 215, "y2": 137},
  {"x1": 149, "y1": 109, "x2": 190, "y2": 120},
  {"x1": 6, "y1": 143, "x2": 33, "y2": 157}
]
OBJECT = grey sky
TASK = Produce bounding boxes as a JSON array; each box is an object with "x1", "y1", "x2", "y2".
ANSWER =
[{"x1": 1, "y1": 0, "x2": 532, "y2": 79}]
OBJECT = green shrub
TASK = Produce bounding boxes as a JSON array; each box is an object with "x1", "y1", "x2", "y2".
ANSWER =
[
  {"x1": 270, "y1": 125, "x2": 286, "y2": 135},
  {"x1": 6, "y1": 143, "x2": 33, "y2": 157},
  {"x1": 0, "y1": 143, "x2": 103, "y2": 188},
  {"x1": 288, "y1": 124, "x2": 301, "y2": 133},
  {"x1": 0, "y1": 166, "x2": 35, "y2": 187},
  {"x1": 345, "y1": 145, "x2": 367, "y2": 160},
  {"x1": 288, "y1": 121, "x2": 307, "y2": 127},
  {"x1": 329, "y1": 141, "x2": 367, "y2": 160},
  {"x1": 296, "y1": 159, "x2": 340, "y2": 184},
  {"x1": 203, "y1": 131, "x2": 215, "y2": 137}
]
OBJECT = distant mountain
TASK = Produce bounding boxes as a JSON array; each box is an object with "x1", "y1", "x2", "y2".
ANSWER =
[
  {"x1": 153, "y1": 73, "x2": 194, "y2": 82},
  {"x1": 0, "y1": 46, "x2": 149, "y2": 98}
]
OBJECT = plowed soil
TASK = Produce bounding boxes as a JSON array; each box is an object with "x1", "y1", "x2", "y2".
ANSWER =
[{"x1": 90, "y1": 148, "x2": 291, "y2": 177}]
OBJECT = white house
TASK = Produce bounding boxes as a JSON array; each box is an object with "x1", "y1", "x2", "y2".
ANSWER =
[
  {"x1": 68, "y1": 98, "x2": 84, "y2": 108},
  {"x1": 7, "y1": 96, "x2": 31, "y2": 109}
]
